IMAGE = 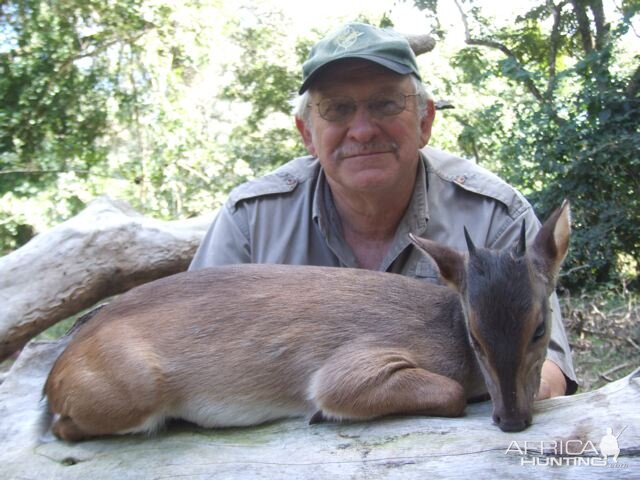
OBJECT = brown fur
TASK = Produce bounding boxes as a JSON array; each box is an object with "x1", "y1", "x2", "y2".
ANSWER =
[{"x1": 43, "y1": 202, "x2": 571, "y2": 440}]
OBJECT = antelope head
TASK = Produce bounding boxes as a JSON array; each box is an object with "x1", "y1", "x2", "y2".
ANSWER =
[{"x1": 410, "y1": 201, "x2": 571, "y2": 432}]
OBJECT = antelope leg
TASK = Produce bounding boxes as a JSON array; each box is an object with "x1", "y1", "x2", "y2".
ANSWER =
[{"x1": 309, "y1": 346, "x2": 466, "y2": 421}]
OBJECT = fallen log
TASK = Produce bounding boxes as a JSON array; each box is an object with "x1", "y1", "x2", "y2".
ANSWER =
[
  {"x1": 0, "y1": 197, "x2": 213, "y2": 361},
  {"x1": 0, "y1": 340, "x2": 638, "y2": 479}
]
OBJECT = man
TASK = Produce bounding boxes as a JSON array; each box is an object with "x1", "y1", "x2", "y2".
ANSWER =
[{"x1": 190, "y1": 22, "x2": 578, "y2": 397}]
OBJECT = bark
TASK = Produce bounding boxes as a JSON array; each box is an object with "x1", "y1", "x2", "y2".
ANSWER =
[
  {"x1": 589, "y1": 0, "x2": 609, "y2": 51},
  {"x1": 0, "y1": 196, "x2": 214, "y2": 361},
  {"x1": 570, "y1": 0, "x2": 594, "y2": 54},
  {"x1": 405, "y1": 33, "x2": 437, "y2": 56},
  {"x1": 545, "y1": 1, "x2": 564, "y2": 99}
]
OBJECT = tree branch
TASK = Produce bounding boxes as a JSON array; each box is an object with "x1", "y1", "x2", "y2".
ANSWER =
[
  {"x1": 465, "y1": 37, "x2": 546, "y2": 103},
  {"x1": 0, "y1": 168, "x2": 119, "y2": 179},
  {"x1": 71, "y1": 27, "x2": 153, "y2": 66},
  {"x1": 451, "y1": 0, "x2": 571, "y2": 126},
  {"x1": 0, "y1": 197, "x2": 214, "y2": 361},
  {"x1": 570, "y1": 0, "x2": 594, "y2": 53},
  {"x1": 589, "y1": 0, "x2": 609, "y2": 50},
  {"x1": 16, "y1": 27, "x2": 153, "y2": 146},
  {"x1": 404, "y1": 34, "x2": 437, "y2": 56},
  {"x1": 453, "y1": 0, "x2": 545, "y2": 104},
  {"x1": 545, "y1": 1, "x2": 565, "y2": 99}
]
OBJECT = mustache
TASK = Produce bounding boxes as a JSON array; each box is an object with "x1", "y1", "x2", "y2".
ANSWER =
[{"x1": 335, "y1": 142, "x2": 398, "y2": 160}]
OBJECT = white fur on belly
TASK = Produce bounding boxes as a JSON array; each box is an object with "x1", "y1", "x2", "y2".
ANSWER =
[{"x1": 173, "y1": 396, "x2": 311, "y2": 428}]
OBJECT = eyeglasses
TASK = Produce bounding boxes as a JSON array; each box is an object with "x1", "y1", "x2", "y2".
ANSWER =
[{"x1": 312, "y1": 93, "x2": 419, "y2": 123}]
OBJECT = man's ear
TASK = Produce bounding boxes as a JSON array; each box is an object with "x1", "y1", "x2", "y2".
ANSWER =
[
  {"x1": 295, "y1": 116, "x2": 317, "y2": 157},
  {"x1": 418, "y1": 99, "x2": 435, "y2": 147}
]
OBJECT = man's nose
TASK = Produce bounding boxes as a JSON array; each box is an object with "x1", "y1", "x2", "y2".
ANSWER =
[{"x1": 346, "y1": 105, "x2": 380, "y2": 143}]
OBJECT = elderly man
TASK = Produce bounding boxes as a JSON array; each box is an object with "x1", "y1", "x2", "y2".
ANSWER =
[{"x1": 190, "y1": 22, "x2": 577, "y2": 398}]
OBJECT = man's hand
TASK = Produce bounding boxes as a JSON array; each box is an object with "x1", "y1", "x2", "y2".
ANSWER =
[{"x1": 537, "y1": 360, "x2": 567, "y2": 400}]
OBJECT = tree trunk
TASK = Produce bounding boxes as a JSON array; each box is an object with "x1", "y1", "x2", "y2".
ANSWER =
[{"x1": 0, "y1": 196, "x2": 214, "y2": 361}]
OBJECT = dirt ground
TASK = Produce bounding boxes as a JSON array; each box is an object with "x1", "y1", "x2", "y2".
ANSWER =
[{"x1": 561, "y1": 289, "x2": 640, "y2": 391}]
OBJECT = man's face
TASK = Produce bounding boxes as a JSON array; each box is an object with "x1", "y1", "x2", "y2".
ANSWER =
[{"x1": 296, "y1": 60, "x2": 435, "y2": 196}]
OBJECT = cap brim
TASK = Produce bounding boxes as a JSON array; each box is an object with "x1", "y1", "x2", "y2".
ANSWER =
[{"x1": 299, "y1": 55, "x2": 416, "y2": 94}]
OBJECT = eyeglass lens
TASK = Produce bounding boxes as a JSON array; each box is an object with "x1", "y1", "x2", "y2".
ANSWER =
[{"x1": 317, "y1": 93, "x2": 416, "y2": 122}]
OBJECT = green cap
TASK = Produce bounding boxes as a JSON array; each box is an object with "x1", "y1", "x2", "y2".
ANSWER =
[{"x1": 300, "y1": 22, "x2": 421, "y2": 94}]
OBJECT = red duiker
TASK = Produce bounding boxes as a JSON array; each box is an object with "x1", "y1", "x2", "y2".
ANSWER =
[{"x1": 42, "y1": 201, "x2": 570, "y2": 441}]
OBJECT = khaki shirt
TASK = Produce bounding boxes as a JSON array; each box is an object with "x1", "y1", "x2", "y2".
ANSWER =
[{"x1": 190, "y1": 146, "x2": 578, "y2": 392}]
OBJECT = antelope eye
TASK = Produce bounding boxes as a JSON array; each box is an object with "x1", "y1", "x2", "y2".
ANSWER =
[{"x1": 532, "y1": 322, "x2": 546, "y2": 342}]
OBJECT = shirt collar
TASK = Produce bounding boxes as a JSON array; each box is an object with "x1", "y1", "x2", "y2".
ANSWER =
[
  {"x1": 312, "y1": 166, "x2": 335, "y2": 237},
  {"x1": 404, "y1": 152, "x2": 430, "y2": 235},
  {"x1": 312, "y1": 167, "x2": 360, "y2": 266}
]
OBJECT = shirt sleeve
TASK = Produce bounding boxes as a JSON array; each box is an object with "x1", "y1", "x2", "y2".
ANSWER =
[
  {"x1": 189, "y1": 202, "x2": 251, "y2": 270},
  {"x1": 547, "y1": 293, "x2": 578, "y2": 394}
]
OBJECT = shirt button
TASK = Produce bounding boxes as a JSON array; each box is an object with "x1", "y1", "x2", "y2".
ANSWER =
[{"x1": 455, "y1": 175, "x2": 466, "y2": 184}]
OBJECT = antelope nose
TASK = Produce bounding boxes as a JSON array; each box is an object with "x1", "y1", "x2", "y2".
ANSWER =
[{"x1": 493, "y1": 413, "x2": 532, "y2": 432}]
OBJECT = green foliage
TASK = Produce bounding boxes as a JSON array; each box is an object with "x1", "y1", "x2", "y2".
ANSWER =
[
  {"x1": 0, "y1": 0, "x2": 263, "y2": 252},
  {"x1": 450, "y1": 47, "x2": 491, "y2": 84},
  {"x1": 222, "y1": 23, "x2": 298, "y2": 129},
  {"x1": 515, "y1": 73, "x2": 640, "y2": 289},
  {"x1": 0, "y1": 0, "x2": 155, "y2": 252},
  {"x1": 2, "y1": 0, "x2": 638, "y2": 294},
  {"x1": 220, "y1": 16, "x2": 307, "y2": 175},
  {"x1": 416, "y1": 0, "x2": 640, "y2": 290},
  {"x1": 0, "y1": 0, "x2": 149, "y2": 195}
]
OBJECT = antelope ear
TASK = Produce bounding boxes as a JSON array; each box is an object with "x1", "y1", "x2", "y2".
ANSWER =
[
  {"x1": 464, "y1": 227, "x2": 477, "y2": 256},
  {"x1": 409, "y1": 233, "x2": 466, "y2": 291},
  {"x1": 513, "y1": 220, "x2": 527, "y2": 257},
  {"x1": 531, "y1": 200, "x2": 571, "y2": 289}
]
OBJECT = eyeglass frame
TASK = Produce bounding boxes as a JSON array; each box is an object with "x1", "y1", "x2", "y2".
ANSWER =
[{"x1": 309, "y1": 92, "x2": 420, "y2": 123}]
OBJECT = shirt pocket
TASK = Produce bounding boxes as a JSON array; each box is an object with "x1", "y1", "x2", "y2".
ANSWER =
[{"x1": 414, "y1": 258, "x2": 442, "y2": 284}]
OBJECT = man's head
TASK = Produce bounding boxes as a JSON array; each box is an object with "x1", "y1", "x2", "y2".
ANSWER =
[{"x1": 294, "y1": 23, "x2": 436, "y2": 196}]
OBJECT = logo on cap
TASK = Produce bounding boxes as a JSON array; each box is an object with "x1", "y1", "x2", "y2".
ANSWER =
[{"x1": 333, "y1": 26, "x2": 363, "y2": 52}]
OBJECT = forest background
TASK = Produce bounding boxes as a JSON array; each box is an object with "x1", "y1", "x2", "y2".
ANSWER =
[{"x1": 1, "y1": 0, "x2": 639, "y2": 389}]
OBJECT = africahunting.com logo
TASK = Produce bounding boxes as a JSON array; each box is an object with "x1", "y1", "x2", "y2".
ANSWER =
[{"x1": 505, "y1": 426, "x2": 629, "y2": 468}]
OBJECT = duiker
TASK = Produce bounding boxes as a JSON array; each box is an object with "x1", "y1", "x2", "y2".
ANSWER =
[{"x1": 43, "y1": 202, "x2": 570, "y2": 441}]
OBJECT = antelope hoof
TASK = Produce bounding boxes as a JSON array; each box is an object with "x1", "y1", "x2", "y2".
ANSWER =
[
  {"x1": 52, "y1": 416, "x2": 91, "y2": 442},
  {"x1": 309, "y1": 410, "x2": 329, "y2": 424}
]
